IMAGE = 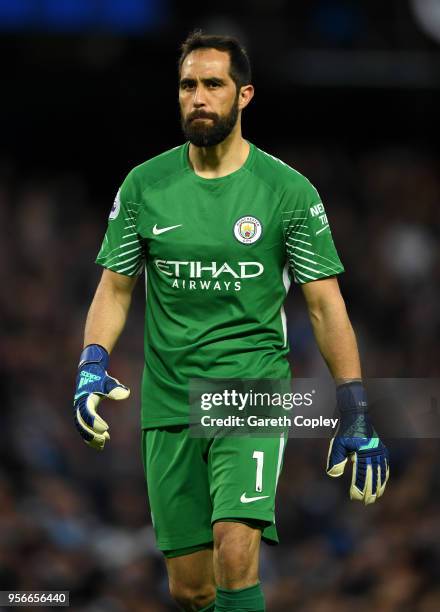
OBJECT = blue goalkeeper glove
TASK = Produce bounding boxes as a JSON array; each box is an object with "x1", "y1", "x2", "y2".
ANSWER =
[
  {"x1": 73, "y1": 344, "x2": 130, "y2": 450},
  {"x1": 326, "y1": 381, "x2": 389, "y2": 504}
]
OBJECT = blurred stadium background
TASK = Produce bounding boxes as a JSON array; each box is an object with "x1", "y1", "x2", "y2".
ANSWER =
[{"x1": 0, "y1": 1, "x2": 439, "y2": 610}]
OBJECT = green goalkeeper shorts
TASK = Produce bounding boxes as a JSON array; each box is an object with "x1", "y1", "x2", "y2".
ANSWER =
[{"x1": 141, "y1": 426, "x2": 287, "y2": 554}]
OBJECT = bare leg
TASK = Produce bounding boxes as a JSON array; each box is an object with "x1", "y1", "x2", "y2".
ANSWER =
[
  {"x1": 213, "y1": 522, "x2": 261, "y2": 589},
  {"x1": 166, "y1": 547, "x2": 216, "y2": 611}
]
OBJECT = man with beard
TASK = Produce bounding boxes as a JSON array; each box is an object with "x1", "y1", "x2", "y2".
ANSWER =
[{"x1": 73, "y1": 31, "x2": 389, "y2": 611}]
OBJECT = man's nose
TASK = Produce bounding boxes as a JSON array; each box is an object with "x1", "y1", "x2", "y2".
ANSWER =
[{"x1": 193, "y1": 85, "x2": 206, "y2": 107}]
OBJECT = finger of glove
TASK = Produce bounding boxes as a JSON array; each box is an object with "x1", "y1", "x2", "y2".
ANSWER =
[
  {"x1": 87, "y1": 431, "x2": 110, "y2": 451},
  {"x1": 368, "y1": 451, "x2": 388, "y2": 499},
  {"x1": 371, "y1": 454, "x2": 379, "y2": 495},
  {"x1": 75, "y1": 407, "x2": 110, "y2": 450},
  {"x1": 363, "y1": 463, "x2": 377, "y2": 505},
  {"x1": 85, "y1": 393, "x2": 109, "y2": 433},
  {"x1": 378, "y1": 458, "x2": 390, "y2": 498},
  {"x1": 74, "y1": 409, "x2": 94, "y2": 443},
  {"x1": 326, "y1": 437, "x2": 348, "y2": 477},
  {"x1": 349, "y1": 453, "x2": 364, "y2": 501},
  {"x1": 349, "y1": 454, "x2": 376, "y2": 504},
  {"x1": 103, "y1": 375, "x2": 130, "y2": 400},
  {"x1": 375, "y1": 462, "x2": 384, "y2": 498},
  {"x1": 376, "y1": 454, "x2": 385, "y2": 498}
]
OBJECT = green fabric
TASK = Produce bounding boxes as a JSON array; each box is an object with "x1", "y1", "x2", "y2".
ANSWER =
[
  {"x1": 199, "y1": 603, "x2": 215, "y2": 612},
  {"x1": 162, "y1": 541, "x2": 213, "y2": 559},
  {"x1": 215, "y1": 583, "x2": 265, "y2": 611},
  {"x1": 141, "y1": 427, "x2": 287, "y2": 550},
  {"x1": 96, "y1": 142, "x2": 344, "y2": 428}
]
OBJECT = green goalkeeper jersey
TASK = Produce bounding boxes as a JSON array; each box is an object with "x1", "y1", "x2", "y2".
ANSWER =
[{"x1": 96, "y1": 142, "x2": 344, "y2": 428}]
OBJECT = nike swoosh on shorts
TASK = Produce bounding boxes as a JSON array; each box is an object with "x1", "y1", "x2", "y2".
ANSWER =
[{"x1": 240, "y1": 493, "x2": 270, "y2": 503}]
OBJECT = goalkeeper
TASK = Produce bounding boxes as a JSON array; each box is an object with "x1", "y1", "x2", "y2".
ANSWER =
[{"x1": 73, "y1": 30, "x2": 389, "y2": 612}]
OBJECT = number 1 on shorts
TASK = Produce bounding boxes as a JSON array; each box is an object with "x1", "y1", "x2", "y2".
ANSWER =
[{"x1": 253, "y1": 450, "x2": 264, "y2": 492}]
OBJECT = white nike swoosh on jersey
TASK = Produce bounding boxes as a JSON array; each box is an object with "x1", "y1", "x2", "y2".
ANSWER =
[
  {"x1": 240, "y1": 493, "x2": 270, "y2": 504},
  {"x1": 152, "y1": 224, "x2": 182, "y2": 235}
]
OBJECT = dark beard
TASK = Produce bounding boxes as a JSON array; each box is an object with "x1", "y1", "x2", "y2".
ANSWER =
[{"x1": 181, "y1": 96, "x2": 239, "y2": 147}]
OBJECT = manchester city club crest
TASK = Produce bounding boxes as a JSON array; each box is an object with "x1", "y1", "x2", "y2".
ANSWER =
[{"x1": 234, "y1": 216, "x2": 263, "y2": 245}]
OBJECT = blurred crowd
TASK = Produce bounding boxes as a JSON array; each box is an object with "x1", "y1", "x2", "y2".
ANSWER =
[{"x1": 0, "y1": 143, "x2": 439, "y2": 611}]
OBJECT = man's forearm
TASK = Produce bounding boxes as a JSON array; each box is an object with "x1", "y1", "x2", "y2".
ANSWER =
[
  {"x1": 308, "y1": 295, "x2": 362, "y2": 383},
  {"x1": 84, "y1": 271, "x2": 135, "y2": 353}
]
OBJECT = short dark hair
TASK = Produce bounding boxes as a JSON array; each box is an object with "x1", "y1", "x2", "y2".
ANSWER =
[{"x1": 178, "y1": 30, "x2": 252, "y2": 89}]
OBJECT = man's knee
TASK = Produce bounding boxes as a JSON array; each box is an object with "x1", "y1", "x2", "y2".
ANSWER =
[
  {"x1": 169, "y1": 579, "x2": 215, "y2": 611},
  {"x1": 166, "y1": 548, "x2": 215, "y2": 610},
  {"x1": 213, "y1": 521, "x2": 261, "y2": 588}
]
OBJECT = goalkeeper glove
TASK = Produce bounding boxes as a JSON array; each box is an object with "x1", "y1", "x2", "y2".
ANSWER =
[
  {"x1": 326, "y1": 381, "x2": 389, "y2": 504},
  {"x1": 73, "y1": 344, "x2": 130, "y2": 450}
]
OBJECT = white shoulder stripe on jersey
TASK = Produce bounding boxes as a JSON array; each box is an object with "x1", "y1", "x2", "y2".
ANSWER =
[
  {"x1": 286, "y1": 237, "x2": 313, "y2": 247},
  {"x1": 287, "y1": 245, "x2": 342, "y2": 267},
  {"x1": 113, "y1": 253, "x2": 142, "y2": 267},
  {"x1": 295, "y1": 269, "x2": 318, "y2": 281},
  {"x1": 293, "y1": 261, "x2": 322, "y2": 275},
  {"x1": 290, "y1": 231, "x2": 311, "y2": 237},
  {"x1": 103, "y1": 245, "x2": 142, "y2": 264},
  {"x1": 101, "y1": 239, "x2": 142, "y2": 259},
  {"x1": 287, "y1": 252, "x2": 341, "y2": 275},
  {"x1": 116, "y1": 262, "x2": 142, "y2": 275}
]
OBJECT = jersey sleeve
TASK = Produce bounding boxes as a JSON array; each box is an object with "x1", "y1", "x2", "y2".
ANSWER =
[
  {"x1": 95, "y1": 170, "x2": 145, "y2": 276},
  {"x1": 283, "y1": 178, "x2": 344, "y2": 284}
]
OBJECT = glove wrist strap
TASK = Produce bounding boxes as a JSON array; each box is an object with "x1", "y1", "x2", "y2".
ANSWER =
[
  {"x1": 336, "y1": 381, "x2": 368, "y2": 413},
  {"x1": 78, "y1": 344, "x2": 109, "y2": 370}
]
